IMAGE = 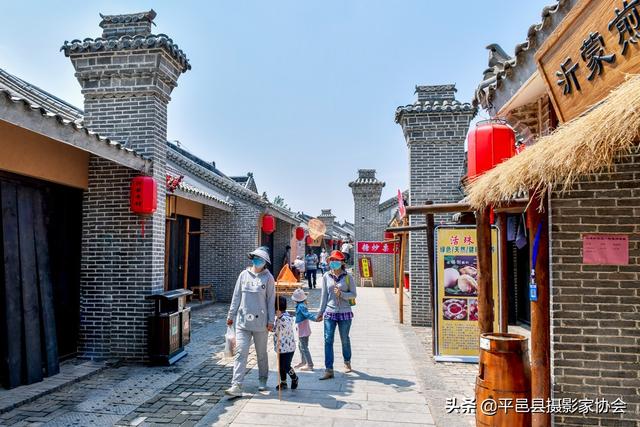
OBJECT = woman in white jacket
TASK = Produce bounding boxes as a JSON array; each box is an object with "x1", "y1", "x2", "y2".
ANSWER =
[{"x1": 225, "y1": 246, "x2": 275, "y2": 397}]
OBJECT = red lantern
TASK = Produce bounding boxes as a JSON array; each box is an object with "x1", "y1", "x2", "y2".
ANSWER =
[
  {"x1": 328, "y1": 239, "x2": 334, "y2": 246},
  {"x1": 305, "y1": 235, "x2": 313, "y2": 245},
  {"x1": 262, "y1": 214, "x2": 276, "y2": 234},
  {"x1": 295, "y1": 227, "x2": 305, "y2": 241},
  {"x1": 338, "y1": 240, "x2": 343, "y2": 247},
  {"x1": 384, "y1": 231, "x2": 394, "y2": 240},
  {"x1": 467, "y1": 120, "x2": 516, "y2": 179},
  {"x1": 130, "y1": 176, "x2": 157, "y2": 215}
]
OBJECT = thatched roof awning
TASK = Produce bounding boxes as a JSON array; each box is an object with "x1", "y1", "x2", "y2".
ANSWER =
[{"x1": 467, "y1": 75, "x2": 640, "y2": 209}]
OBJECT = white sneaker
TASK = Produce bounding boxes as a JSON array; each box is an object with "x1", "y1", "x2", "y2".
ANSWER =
[
  {"x1": 224, "y1": 384, "x2": 243, "y2": 397},
  {"x1": 258, "y1": 379, "x2": 268, "y2": 391}
]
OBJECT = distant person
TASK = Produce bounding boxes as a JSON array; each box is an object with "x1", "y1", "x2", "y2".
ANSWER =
[
  {"x1": 292, "y1": 255, "x2": 305, "y2": 282},
  {"x1": 282, "y1": 244, "x2": 291, "y2": 268},
  {"x1": 318, "y1": 250, "x2": 357, "y2": 380},
  {"x1": 273, "y1": 296, "x2": 298, "y2": 390},
  {"x1": 340, "y1": 240, "x2": 353, "y2": 263},
  {"x1": 319, "y1": 248, "x2": 328, "y2": 273},
  {"x1": 291, "y1": 288, "x2": 320, "y2": 371},
  {"x1": 225, "y1": 246, "x2": 275, "y2": 397},
  {"x1": 304, "y1": 250, "x2": 318, "y2": 289}
]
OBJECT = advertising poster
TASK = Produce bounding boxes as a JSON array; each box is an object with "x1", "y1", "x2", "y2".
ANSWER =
[
  {"x1": 434, "y1": 226, "x2": 500, "y2": 363},
  {"x1": 359, "y1": 257, "x2": 373, "y2": 278}
]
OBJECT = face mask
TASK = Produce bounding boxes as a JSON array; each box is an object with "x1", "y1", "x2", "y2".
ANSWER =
[
  {"x1": 252, "y1": 258, "x2": 266, "y2": 269},
  {"x1": 329, "y1": 261, "x2": 342, "y2": 271}
]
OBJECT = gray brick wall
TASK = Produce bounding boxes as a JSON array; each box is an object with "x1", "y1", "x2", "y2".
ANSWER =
[
  {"x1": 200, "y1": 203, "x2": 261, "y2": 303},
  {"x1": 549, "y1": 150, "x2": 640, "y2": 426},
  {"x1": 396, "y1": 85, "x2": 475, "y2": 327},
  {"x1": 65, "y1": 14, "x2": 188, "y2": 360},
  {"x1": 272, "y1": 219, "x2": 293, "y2": 276},
  {"x1": 350, "y1": 170, "x2": 394, "y2": 287}
]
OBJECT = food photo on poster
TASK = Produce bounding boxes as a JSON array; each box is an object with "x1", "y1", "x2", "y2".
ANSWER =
[
  {"x1": 443, "y1": 256, "x2": 478, "y2": 297},
  {"x1": 442, "y1": 298, "x2": 468, "y2": 321}
]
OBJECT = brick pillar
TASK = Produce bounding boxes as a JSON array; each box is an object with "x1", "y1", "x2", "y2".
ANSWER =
[
  {"x1": 317, "y1": 209, "x2": 336, "y2": 240},
  {"x1": 395, "y1": 85, "x2": 475, "y2": 326},
  {"x1": 349, "y1": 170, "x2": 393, "y2": 286},
  {"x1": 62, "y1": 10, "x2": 190, "y2": 360}
]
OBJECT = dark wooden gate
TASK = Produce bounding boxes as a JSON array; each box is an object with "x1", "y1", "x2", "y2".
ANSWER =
[
  {"x1": 0, "y1": 172, "x2": 81, "y2": 389},
  {"x1": 166, "y1": 215, "x2": 200, "y2": 291}
]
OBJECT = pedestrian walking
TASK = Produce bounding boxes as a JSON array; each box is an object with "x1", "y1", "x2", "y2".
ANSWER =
[
  {"x1": 273, "y1": 296, "x2": 299, "y2": 390},
  {"x1": 318, "y1": 250, "x2": 357, "y2": 380},
  {"x1": 292, "y1": 255, "x2": 305, "y2": 282},
  {"x1": 291, "y1": 288, "x2": 320, "y2": 371},
  {"x1": 225, "y1": 246, "x2": 275, "y2": 397},
  {"x1": 319, "y1": 248, "x2": 328, "y2": 273},
  {"x1": 304, "y1": 250, "x2": 318, "y2": 289},
  {"x1": 340, "y1": 240, "x2": 353, "y2": 263}
]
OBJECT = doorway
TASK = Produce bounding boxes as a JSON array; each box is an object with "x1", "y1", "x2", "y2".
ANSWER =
[{"x1": 165, "y1": 215, "x2": 201, "y2": 291}]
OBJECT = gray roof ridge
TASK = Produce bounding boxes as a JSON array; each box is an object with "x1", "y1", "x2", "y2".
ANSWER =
[{"x1": 0, "y1": 67, "x2": 83, "y2": 122}]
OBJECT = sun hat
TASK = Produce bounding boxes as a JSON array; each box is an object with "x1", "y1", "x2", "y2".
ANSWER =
[
  {"x1": 327, "y1": 250, "x2": 345, "y2": 262},
  {"x1": 291, "y1": 288, "x2": 307, "y2": 302},
  {"x1": 248, "y1": 246, "x2": 271, "y2": 264}
]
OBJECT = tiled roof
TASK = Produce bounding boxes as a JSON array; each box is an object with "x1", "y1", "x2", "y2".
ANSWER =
[
  {"x1": 394, "y1": 100, "x2": 476, "y2": 123},
  {"x1": 473, "y1": 0, "x2": 573, "y2": 110},
  {"x1": 99, "y1": 10, "x2": 156, "y2": 26},
  {"x1": 379, "y1": 190, "x2": 408, "y2": 211},
  {"x1": 60, "y1": 33, "x2": 191, "y2": 73},
  {"x1": 0, "y1": 68, "x2": 83, "y2": 122},
  {"x1": 176, "y1": 180, "x2": 233, "y2": 209},
  {"x1": 0, "y1": 87, "x2": 148, "y2": 168}
]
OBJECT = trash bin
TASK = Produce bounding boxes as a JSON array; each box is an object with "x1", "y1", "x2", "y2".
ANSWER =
[
  {"x1": 146, "y1": 289, "x2": 193, "y2": 365},
  {"x1": 476, "y1": 333, "x2": 531, "y2": 426}
]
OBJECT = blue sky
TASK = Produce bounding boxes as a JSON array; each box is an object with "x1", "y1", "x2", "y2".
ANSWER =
[{"x1": 0, "y1": 1, "x2": 550, "y2": 222}]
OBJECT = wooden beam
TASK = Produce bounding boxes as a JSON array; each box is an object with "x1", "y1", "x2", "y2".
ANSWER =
[
  {"x1": 398, "y1": 233, "x2": 407, "y2": 324},
  {"x1": 527, "y1": 192, "x2": 551, "y2": 427},
  {"x1": 476, "y1": 206, "x2": 494, "y2": 335},
  {"x1": 406, "y1": 202, "x2": 472, "y2": 215},
  {"x1": 498, "y1": 212, "x2": 509, "y2": 333},
  {"x1": 426, "y1": 212, "x2": 436, "y2": 339},
  {"x1": 385, "y1": 225, "x2": 429, "y2": 233}
]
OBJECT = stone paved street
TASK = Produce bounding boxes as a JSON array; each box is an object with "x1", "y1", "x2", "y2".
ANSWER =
[
  {"x1": 0, "y1": 279, "x2": 482, "y2": 427},
  {"x1": 196, "y1": 286, "x2": 439, "y2": 427}
]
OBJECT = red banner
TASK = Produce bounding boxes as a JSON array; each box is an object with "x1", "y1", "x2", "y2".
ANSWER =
[{"x1": 357, "y1": 241, "x2": 398, "y2": 254}]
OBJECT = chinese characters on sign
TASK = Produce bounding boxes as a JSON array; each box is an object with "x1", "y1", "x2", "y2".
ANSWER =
[
  {"x1": 356, "y1": 241, "x2": 398, "y2": 254},
  {"x1": 583, "y1": 234, "x2": 629, "y2": 265},
  {"x1": 358, "y1": 257, "x2": 373, "y2": 278},
  {"x1": 433, "y1": 226, "x2": 500, "y2": 362},
  {"x1": 536, "y1": 0, "x2": 640, "y2": 122}
]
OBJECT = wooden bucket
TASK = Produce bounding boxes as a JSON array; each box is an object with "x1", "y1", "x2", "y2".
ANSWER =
[{"x1": 476, "y1": 333, "x2": 531, "y2": 427}]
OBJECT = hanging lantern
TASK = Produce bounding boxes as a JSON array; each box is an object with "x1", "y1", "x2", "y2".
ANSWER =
[
  {"x1": 295, "y1": 227, "x2": 305, "y2": 241},
  {"x1": 262, "y1": 214, "x2": 276, "y2": 234},
  {"x1": 467, "y1": 120, "x2": 516, "y2": 179},
  {"x1": 328, "y1": 239, "x2": 334, "y2": 247},
  {"x1": 130, "y1": 176, "x2": 157, "y2": 237},
  {"x1": 338, "y1": 240, "x2": 343, "y2": 247},
  {"x1": 384, "y1": 231, "x2": 395, "y2": 240},
  {"x1": 305, "y1": 235, "x2": 313, "y2": 245}
]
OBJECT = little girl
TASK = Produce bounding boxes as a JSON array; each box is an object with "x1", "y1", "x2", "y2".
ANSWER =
[
  {"x1": 291, "y1": 288, "x2": 318, "y2": 371},
  {"x1": 273, "y1": 295, "x2": 298, "y2": 390}
]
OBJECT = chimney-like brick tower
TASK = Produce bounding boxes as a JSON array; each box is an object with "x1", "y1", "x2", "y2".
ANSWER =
[
  {"x1": 318, "y1": 209, "x2": 336, "y2": 239},
  {"x1": 62, "y1": 10, "x2": 190, "y2": 360},
  {"x1": 349, "y1": 169, "x2": 394, "y2": 286},
  {"x1": 395, "y1": 84, "x2": 475, "y2": 326}
]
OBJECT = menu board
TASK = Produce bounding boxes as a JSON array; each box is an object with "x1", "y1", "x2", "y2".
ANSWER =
[{"x1": 434, "y1": 226, "x2": 500, "y2": 363}]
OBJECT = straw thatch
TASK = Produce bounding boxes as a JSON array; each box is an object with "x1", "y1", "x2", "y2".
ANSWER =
[{"x1": 467, "y1": 74, "x2": 640, "y2": 209}]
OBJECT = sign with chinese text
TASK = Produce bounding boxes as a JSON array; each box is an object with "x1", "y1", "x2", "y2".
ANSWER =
[
  {"x1": 434, "y1": 226, "x2": 500, "y2": 363},
  {"x1": 583, "y1": 234, "x2": 629, "y2": 264},
  {"x1": 397, "y1": 189, "x2": 406, "y2": 219},
  {"x1": 356, "y1": 241, "x2": 398, "y2": 254},
  {"x1": 358, "y1": 257, "x2": 373, "y2": 278},
  {"x1": 535, "y1": 0, "x2": 640, "y2": 122}
]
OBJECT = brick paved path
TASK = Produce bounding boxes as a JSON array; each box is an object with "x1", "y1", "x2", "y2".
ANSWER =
[{"x1": 197, "y1": 287, "x2": 437, "y2": 427}]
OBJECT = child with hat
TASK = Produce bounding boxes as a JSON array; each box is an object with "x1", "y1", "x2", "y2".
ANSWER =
[{"x1": 291, "y1": 288, "x2": 320, "y2": 371}]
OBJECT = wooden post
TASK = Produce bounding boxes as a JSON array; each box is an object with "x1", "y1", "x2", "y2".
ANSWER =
[
  {"x1": 393, "y1": 240, "x2": 398, "y2": 295},
  {"x1": 476, "y1": 206, "x2": 494, "y2": 335},
  {"x1": 498, "y1": 212, "x2": 509, "y2": 333},
  {"x1": 398, "y1": 233, "x2": 405, "y2": 324},
  {"x1": 527, "y1": 193, "x2": 550, "y2": 427},
  {"x1": 426, "y1": 211, "x2": 435, "y2": 353},
  {"x1": 183, "y1": 218, "x2": 190, "y2": 289}
]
